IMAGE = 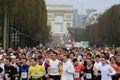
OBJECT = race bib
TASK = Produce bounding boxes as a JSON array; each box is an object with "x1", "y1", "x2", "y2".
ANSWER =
[
  {"x1": 51, "y1": 68, "x2": 58, "y2": 73},
  {"x1": 21, "y1": 72, "x2": 27, "y2": 79},
  {"x1": 32, "y1": 72, "x2": 40, "y2": 79},
  {"x1": 86, "y1": 73, "x2": 92, "y2": 79},
  {"x1": 74, "y1": 72, "x2": 80, "y2": 78},
  {"x1": 5, "y1": 74, "x2": 10, "y2": 79}
]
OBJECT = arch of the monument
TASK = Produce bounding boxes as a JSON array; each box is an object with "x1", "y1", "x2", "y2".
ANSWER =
[
  {"x1": 47, "y1": 5, "x2": 73, "y2": 34},
  {"x1": 54, "y1": 16, "x2": 63, "y2": 32}
]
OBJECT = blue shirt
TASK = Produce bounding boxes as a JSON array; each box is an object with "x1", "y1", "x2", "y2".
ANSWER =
[{"x1": 19, "y1": 65, "x2": 29, "y2": 80}]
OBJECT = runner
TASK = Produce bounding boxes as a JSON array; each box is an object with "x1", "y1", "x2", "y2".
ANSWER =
[
  {"x1": 62, "y1": 55, "x2": 75, "y2": 80},
  {"x1": 83, "y1": 59, "x2": 97, "y2": 80},
  {"x1": 48, "y1": 52, "x2": 60, "y2": 80},
  {"x1": 19, "y1": 58, "x2": 29, "y2": 80},
  {"x1": 110, "y1": 56, "x2": 120, "y2": 80},
  {"x1": 28, "y1": 58, "x2": 44, "y2": 80},
  {"x1": 4, "y1": 58, "x2": 18, "y2": 80},
  {"x1": 94, "y1": 55, "x2": 102, "y2": 80},
  {"x1": 100, "y1": 57, "x2": 116, "y2": 80},
  {"x1": 72, "y1": 58, "x2": 83, "y2": 80}
]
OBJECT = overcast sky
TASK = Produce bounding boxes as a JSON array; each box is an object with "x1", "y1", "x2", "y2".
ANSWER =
[{"x1": 45, "y1": 0, "x2": 120, "y2": 13}]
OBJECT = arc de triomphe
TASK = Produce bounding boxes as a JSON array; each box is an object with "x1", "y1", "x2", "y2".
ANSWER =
[{"x1": 46, "y1": 5, "x2": 73, "y2": 34}]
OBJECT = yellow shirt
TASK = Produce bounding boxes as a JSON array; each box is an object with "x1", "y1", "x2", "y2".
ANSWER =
[
  {"x1": 58, "y1": 64, "x2": 63, "y2": 75},
  {"x1": 28, "y1": 64, "x2": 44, "y2": 79}
]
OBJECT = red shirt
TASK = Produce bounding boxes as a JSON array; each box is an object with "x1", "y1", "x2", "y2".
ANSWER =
[
  {"x1": 110, "y1": 63, "x2": 120, "y2": 71},
  {"x1": 15, "y1": 50, "x2": 20, "y2": 55},
  {"x1": 110, "y1": 63, "x2": 120, "y2": 75},
  {"x1": 74, "y1": 64, "x2": 82, "y2": 80},
  {"x1": 39, "y1": 62, "x2": 49, "y2": 68}
]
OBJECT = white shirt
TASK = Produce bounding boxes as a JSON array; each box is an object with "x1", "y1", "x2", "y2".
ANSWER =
[
  {"x1": 109, "y1": 54, "x2": 114, "y2": 58},
  {"x1": 0, "y1": 63, "x2": 4, "y2": 70},
  {"x1": 100, "y1": 64, "x2": 116, "y2": 80},
  {"x1": 0, "y1": 63, "x2": 4, "y2": 78},
  {"x1": 62, "y1": 60, "x2": 75, "y2": 80},
  {"x1": 94, "y1": 61, "x2": 102, "y2": 70},
  {"x1": 11, "y1": 62, "x2": 17, "y2": 67},
  {"x1": 49, "y1": 59, "x2": 59, "y2": 75}
]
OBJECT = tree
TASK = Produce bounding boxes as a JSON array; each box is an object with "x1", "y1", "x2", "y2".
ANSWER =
[
  {"x1": 0, "y1": 0, "x2": 49, "y2": 49},
  {"x1": 68, "y1": 4, "x2": 120, "y2": 47},
  {"x1": 68, "y1": 27, "x2": 85, "y2": 41}
]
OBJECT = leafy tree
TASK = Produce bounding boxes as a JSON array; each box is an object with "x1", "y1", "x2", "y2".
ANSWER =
[
  {"x1": 68, "y1": 4, "x2": 120, "y2": 47},
  {"x1": 0, "y1": 0, "x2": 49, "y2": 49}
]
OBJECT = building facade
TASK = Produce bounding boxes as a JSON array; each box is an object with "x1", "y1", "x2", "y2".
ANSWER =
[{"x1": 46, "y1": 5, "x2": 73, "y2": 34}]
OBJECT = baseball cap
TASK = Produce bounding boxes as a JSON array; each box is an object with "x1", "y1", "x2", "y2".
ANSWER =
[{"x1": 10, "y1": 55, "x2": 16, "y2": 58}]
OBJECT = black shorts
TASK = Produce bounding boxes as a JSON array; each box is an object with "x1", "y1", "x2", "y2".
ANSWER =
[
  {"x1": 49, "y1": 75, "x2": 60, "y2": 80},
  {"x1": 112, "y1": 75, "x2": 119, "y2": 80},
  {"x1": 94, "y1": 75, "x2": 101, "y2": 80},
  {"x1": 31, "y1": 78, "x2": 42, "y2": 80}
]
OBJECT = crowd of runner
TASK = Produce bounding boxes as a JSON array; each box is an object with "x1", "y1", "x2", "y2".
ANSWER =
[{"x1": 0, "y1": 46, "x2": 120, "y2": 80}]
